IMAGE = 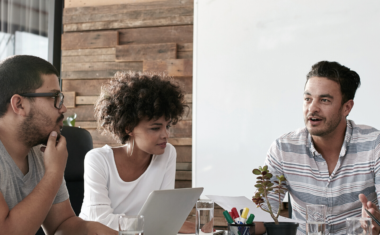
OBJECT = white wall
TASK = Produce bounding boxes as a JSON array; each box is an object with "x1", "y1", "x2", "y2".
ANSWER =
[{"x1": 193, "y1": 0, "x2": 380, "y2": 198}]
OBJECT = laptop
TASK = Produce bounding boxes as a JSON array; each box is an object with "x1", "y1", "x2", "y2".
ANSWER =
[{"x1": 138, "y1": 188, "x2": 204, "y2": 235}]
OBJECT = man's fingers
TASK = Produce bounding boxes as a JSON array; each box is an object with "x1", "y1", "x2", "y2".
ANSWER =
[
  {"x1": 56, "y1": 134, "x2": 67, "y2": 149},
  {"x1": 359, "y1": 194, "x2": 369, "y2": 208},
  {"x1": 46, "y1": 131, "x2": 58, "y2": 148}
]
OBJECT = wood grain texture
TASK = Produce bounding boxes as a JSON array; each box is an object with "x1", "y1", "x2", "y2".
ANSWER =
[
  {"x1": 119, "y1": 25, "x2": 192, "y2": 45},
  {"x1": 64, "y1": 6, "x2": 193, "y2": 24},
  {"x1": 169, "y1": 120, "x2": 191, "y2": 138},
  {"x1": 64, "y1": 0, "x2": 193, "y2": 14},
  {"x1": 61, "y1": 70, "x2": 119, "y2": 79},
  {"x1": 65, "y1": 105, "x2": 95, "y2": 121},
  {"x1": 175, "y1": 171, "x2": 191, "y2": 180},
  {"x1": 176, "y1": 163, "x2": 191, "y2": 171},
  {"x1": 175, "y1": 180, "x2": 191, "y2": 188},
  {"x1": 62, "y1": 48, "x2": 115, "y2": 56},
  {"x1": 62, "y1": 79, "x2": 107, "y2": 95},
  {"x1": 62, "y1": 54, "x2": 115, "y2": 63},
  {"x1": 64, "y1": 15, "x2": 193, "y2": 32},
  {"x1": 174, "y1": 146, "x2": 191, "y2": 162},
  {"x1": 177, "y1": 51, "x2": 192, "y2": 59},
  {"x1": 62, "y1": 77, "x2": 192, "y2": 94},
  {"x1": 61, "y1": 62, "x2": 142, "y2": 72},
  {"x1": 143, "y1": 59, "x2": 192, "y2": 76},
  {"x1": 62, "y1": 92, "x2": 76, "y2": 108},
  {"x1": 61, "y1": 31, "x2": 118, "y2": 50},
  {"x1": 169, "y1": 138, "x2": 191, "y2": 146},
  {"x1": 65, "y1": 0, "x2": 165, "y2": 8},
  {"x1": 116, "y1": 43, "x2": 176, "y2": 62},
  {"x1": 76, "y1": 96, "x2": 99, "y2": 105},
  {"x1": 75, "y1": 121, "x2": 97, "y2": 129}
]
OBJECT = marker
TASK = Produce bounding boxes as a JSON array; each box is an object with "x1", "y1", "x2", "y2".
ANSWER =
[
  {"x1": 240, "y1": 209, "x2": 243, "y2": 216},
  {"x1": 240, "y1": 208, "x2": 249, "y2": 223},
  {"x1": 223, "y1": 211, "x2": 241, "y2": 235},
  {"x1": 231, "y1": 207, "x2": 242, "y2": 224},
  {"x1": 229, "y1": 211, "x2": 234, "y2": 220},
  {"x1": 223, "y1": 210, "x2": 234, "y2": 224},
  {"x1": 246, "y1": 214, "x2": 255, "y2": 224}
]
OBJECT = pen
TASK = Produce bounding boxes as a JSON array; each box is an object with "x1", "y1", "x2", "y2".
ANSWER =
[
  {"x1": 246, "y1": 214, "x2": 255, "y2": 224},
  {"x1": 223, "y1": 210, "x2": 235, "y2": 224},
  {"x1": 240, "y1": 208, "x2": 249, "y2": 223},
  {"x1": 231, "y1": 207, "x2": 243, "y2": 224},
  {"x1": 365, "y1": 208, "x2": 380, "y2": 226},
  {"x1": 240, "y1": 209, "x2": 243, "y2": 216}
]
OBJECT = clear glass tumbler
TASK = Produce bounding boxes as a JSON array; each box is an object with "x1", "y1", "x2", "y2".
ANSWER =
[
  {"x1": 118, "y1": 215, "x2": 144, "y2": 235},
  {"x1": 196, "y1": 199, "x2": 214, "y2": 235},
  {"x1": 306, "y1": 204, "x2": 327, "y2": 235},
  {"x1": 346, "y1": 217, "x2": 372, "y2": 235}
]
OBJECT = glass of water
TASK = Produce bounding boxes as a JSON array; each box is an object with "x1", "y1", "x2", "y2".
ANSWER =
[
  {"x1": 196, "y1": 199, "x2": 214, "y2": 235},
  {"x1": 306, "y1": 204, "x2": 327, "y2": 235},
  {"x1": 346, "y1": 217, "x2": 372, "y2": 235},
  {"x1": 118, "y1": 215, "x2": 144, "y2": 235}
]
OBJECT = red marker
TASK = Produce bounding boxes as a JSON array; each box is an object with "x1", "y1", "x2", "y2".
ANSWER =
[{"x1": 231, "y1": 207, "x2": 241, "y2": 223}]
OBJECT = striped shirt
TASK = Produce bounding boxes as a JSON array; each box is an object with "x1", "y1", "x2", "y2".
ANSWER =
[{"x1": 264, "y1": 120, "x2": 380, "y2": 235}]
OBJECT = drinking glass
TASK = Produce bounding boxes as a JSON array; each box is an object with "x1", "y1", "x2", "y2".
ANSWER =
[
  {"x1": 196, "y1": 199, "x2": 214, "y2": 235},
  {"x1": 306, "y1": 205, "x2": 327, "y2": 235},
  {"x1": 118, "y1": 215, "x2": 144, "y2": 235},
  {"x1": 346, "y1": 217, "x2": 372, "y2": 235}
]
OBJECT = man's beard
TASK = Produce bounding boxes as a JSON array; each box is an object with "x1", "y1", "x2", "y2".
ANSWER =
[
  {"x1": 18, "y1": 108, "x2": 64, "y2": 147},
  {"x1": 305, "y1": 107, "x2": 343, "y2": 137}
]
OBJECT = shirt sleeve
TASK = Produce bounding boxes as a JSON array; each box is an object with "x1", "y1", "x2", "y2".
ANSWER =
[
  {"x1": 373, "y1": 134, "x2": 380, "y2": 207},
  {"x1": 53, "y1": 177, "x2": 69, "y2": 204},
  {"x1": 160, "y1": 144, "x2": 176, "y2": 190},
  {"x1": 261, "y1": 140, "x2": 287, "y2": 213},
  {"x1": 80, "y1": 149, "x2": 123, "y2": 230}
]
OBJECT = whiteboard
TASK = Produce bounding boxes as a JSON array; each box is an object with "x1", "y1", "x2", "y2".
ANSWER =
[{"x1": 193, "y1": 0, "x2": 380, "y2": 198}]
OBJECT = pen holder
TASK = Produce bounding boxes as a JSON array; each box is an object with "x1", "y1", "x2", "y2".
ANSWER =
[{"x1": 228, "y1": 223, "x2": 255, "y2": 235}]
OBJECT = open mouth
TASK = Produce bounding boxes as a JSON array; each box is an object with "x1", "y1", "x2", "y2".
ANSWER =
[{"x1": 308, "y1": 116, "x2": 323, "y2": 125}]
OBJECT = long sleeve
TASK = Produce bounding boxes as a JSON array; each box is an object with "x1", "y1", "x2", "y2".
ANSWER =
[{"x1": 80, "y1": 149, "x2": 123, "y2": 230}]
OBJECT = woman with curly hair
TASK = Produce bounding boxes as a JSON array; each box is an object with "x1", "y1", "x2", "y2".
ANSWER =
[{"x1": 79, "y1": 72, "x2": 194, "y2": 232}]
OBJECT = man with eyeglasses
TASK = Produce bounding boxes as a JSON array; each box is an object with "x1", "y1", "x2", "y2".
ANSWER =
[{"x1": 0, "y1": 55, "x2": 117, "y2": 235}]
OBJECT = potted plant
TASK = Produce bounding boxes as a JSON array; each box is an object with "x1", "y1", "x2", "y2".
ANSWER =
[{"x1": 252, "y1": 165, "x2": 299, "y2": 235}]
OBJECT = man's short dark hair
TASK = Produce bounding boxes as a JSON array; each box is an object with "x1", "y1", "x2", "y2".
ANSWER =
[
  {"x1": 0, "y1": 55, "x2": 59, "y2": 118},
  {"x1": 306, "y1": 61, "x2": 361, "y2": 104}
]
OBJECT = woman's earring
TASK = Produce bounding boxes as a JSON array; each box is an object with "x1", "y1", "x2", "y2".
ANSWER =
[{"x1": 129, "y1": 137, "x2": 135, "y2": 157}]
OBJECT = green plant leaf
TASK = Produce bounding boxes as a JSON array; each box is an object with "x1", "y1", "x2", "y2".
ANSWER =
[
  {"x1": 259, "y1": 166, "x2": 263, "y2": 171},
  {"x1": 262, "y1": 165, "x2": 268, "y2": 171},
  {"x1": 256, "y1": 181, "x2": 263, "y2": 184},
  {"x1": 255, "y1": 184, "x2": 263, "y2": 188},
  {"x1": 264, "y1": 173, "x2": 273, "y2": 179},
  {"x1": 252, "y1": 169, "x2": 261, "y2": 175}
]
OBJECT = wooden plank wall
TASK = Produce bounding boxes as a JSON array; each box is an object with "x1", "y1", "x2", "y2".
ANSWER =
[{"x1": 61, "y1": 0, "x2": 229, "y2": 229}]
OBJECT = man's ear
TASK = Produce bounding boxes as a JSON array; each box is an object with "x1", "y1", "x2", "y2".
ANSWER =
[
  {"x1": 343, "y1": 99, "x2": 354, "y2": 117},
  {"x1": 9, "y1": 95, "x2": 29, "y2": 116}
]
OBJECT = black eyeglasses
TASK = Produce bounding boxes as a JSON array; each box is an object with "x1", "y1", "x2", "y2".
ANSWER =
[{"x1": 19, "y1": 92, "x2": 65, "y2": 109}]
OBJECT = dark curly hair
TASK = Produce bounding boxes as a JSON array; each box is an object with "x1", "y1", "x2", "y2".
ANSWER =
[
  {"x1": 95, "y1": 71, "x2": 187, "y2": 144},
  {"x1": 306, "y1": 61, "x2": 361, "y2": 104}
]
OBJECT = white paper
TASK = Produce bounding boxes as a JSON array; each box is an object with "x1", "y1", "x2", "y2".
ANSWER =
[{"x1": 206, "y1": 195, "x2": 299, "y2": 223}]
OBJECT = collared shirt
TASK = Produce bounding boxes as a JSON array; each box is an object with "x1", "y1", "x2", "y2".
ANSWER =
[{"x1": 264, "y1": 120, "x2": 380, "y2": 235}]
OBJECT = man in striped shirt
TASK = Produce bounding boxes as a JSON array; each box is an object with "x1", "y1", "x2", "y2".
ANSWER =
[{"x1": 259, "y1": 61, "x2": 380, "y2": 235}]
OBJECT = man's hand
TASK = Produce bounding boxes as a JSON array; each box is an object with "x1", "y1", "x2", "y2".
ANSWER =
[
  {"x1": 85, "y1": 221, "x2": 118, "y2": 235},
  {"x1": 43, "y1": 131, "x2": 68, "y2": 176},
  {"x1": 359, "y1": 193, "x2": 380, "y2": 235}
]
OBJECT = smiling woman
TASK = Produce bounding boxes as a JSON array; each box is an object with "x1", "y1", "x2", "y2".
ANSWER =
[{"x1": 78, "y1": 72, "x2": 193, "y2": 232}]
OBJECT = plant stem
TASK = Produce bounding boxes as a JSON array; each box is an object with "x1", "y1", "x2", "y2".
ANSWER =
[{"x1": 263, "y1": 179, "x2": 279, "y2": 225}]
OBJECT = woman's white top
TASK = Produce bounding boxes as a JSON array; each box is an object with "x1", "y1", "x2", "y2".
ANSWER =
[{"x1": 79, "y1": 143, "x2": 176, "y2": 230}]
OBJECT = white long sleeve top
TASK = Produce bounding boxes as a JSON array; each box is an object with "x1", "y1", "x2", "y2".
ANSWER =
[{"x1": 79, "y1": 143, "x2": 176, "y2": 230}]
